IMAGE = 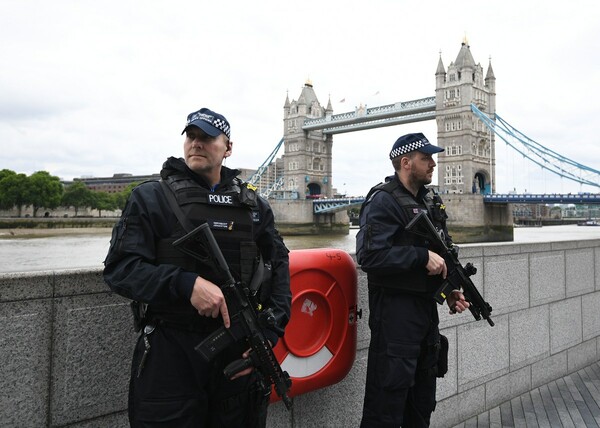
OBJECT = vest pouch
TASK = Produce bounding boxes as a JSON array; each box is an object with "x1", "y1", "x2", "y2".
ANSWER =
[{"x1": 436, "y1": 334, "x2": 449, "y2": 378}]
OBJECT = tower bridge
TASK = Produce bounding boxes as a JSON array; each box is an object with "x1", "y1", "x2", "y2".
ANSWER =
[{"x1": 249, "y1": 39, "x2": 600, "y2": 240}]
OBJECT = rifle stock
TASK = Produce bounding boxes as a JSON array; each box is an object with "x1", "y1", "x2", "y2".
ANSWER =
[
  {"x1": 406, "y1": 211, "x2": 494, "y2": 327},
  {"x1": 172, "y1": 223, "x2": 293, "y2": 409}
]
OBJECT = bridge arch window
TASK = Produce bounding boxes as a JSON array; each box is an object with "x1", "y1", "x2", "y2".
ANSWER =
[
  {"x1": 311, "y1": 158, "x2": 323, "y2": 171},
  {"x1": 444, "y1": 164, "x2": 464, "y2": 185},
  {"x1": 288, "y1": 178, "x2": 297, "y2": 190},
  {"x1": 446, "y1": 145, "x2": 463, "y2": 156},
  {"x1": 474, "y1": 140, "x2": 490, "y2": 157}
]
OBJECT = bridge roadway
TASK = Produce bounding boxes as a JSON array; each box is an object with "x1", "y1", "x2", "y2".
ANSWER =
[
  {"x1": 483, "y1": 193, "x2": 600, "y2": 204},
  {"x1": 312, "y1": 193, "x2": 600, "y2": 214},
  {"x1": 302, "y1": 96, "x2": 435, "y2": 134},
  {"x1": 458, "y1": 361, "x2": 600, "y2": 428}
]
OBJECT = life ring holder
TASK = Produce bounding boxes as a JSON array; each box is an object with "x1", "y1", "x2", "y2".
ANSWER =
[{"x1": 272, "y1": 249, "x2": 358, "y2": 399}]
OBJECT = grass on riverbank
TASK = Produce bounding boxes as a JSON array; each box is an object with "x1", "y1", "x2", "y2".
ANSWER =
[
  {"x1": 0, "y1": 227, "x2": 114, "y2": 239},
  {"x1": 0, "y1": 218, "x2": 116, "y2": 238}
]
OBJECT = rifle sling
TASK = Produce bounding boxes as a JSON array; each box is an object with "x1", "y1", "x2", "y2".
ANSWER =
[{"x1": 159, "y1": 179, "x2": 195, "y2": 233}]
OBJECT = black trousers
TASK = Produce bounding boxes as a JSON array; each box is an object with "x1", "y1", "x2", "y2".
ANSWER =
[
  {"x1": 360, "y1": 289, "x2": 440, "y2": 428},
  {"x1": 128, "y1": 324, "x2": 269, "y2": 428}
]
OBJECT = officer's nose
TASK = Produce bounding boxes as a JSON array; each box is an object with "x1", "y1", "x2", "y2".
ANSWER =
[{"x1": 191, "y1": 138, "x2": 204, "y2": 148}]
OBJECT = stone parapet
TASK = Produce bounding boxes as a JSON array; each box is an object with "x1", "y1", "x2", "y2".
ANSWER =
[{"x1": 1, "y1": 238, "x2": 599, "y2": 427}]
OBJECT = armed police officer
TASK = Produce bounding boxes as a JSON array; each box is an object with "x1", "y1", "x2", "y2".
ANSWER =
[
  {"x1": 356, "y1": 133, "x2": 470, "y2": 428},
  {"x1": 104, "y1": 107, "x2": 291, "y2": 427}
]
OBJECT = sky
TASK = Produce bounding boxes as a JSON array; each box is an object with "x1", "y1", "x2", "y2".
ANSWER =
[{"x1": 1, "y1": 0, "x2": 599, "y2": 197}]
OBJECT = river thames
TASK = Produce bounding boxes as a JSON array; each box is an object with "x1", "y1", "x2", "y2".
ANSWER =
[{"x1": 1, "y1": 225, "x2": 600, "y2": 274}]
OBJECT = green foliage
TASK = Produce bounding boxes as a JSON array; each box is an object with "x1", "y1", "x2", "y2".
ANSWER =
[
  {"x1": 114, "y1": 182, "x2": 140, "y2": 210},
  {"x1": 0, "y1": 169, "x2": 31, "y2": 216},
  {"x1": 27, "y1": 171, "x2": 63, "y2": 217},
  {"x1": 61, "y1": 181, "x2": 94, "y2": 216},
  {"x1": 91, "y1": 191, "x2": 118, "y2": 217},
  {"x1": 1, "y1": 170, "x2": 139, "y2": 217}
]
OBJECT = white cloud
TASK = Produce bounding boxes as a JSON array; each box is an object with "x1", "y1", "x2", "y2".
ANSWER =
[{"x1": 1, "y1": 0, "x2": 599, "y2": 197}]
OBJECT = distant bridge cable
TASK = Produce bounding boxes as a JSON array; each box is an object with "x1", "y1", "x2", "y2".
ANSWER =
[
  {"x1": 248, "y1": 137, "x2": 285, "y2": 186},
  {"x1": 471, "y1": 104, "x2": 600, "y2": 189}
]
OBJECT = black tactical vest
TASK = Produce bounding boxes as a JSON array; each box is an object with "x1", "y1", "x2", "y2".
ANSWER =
[
  {"x1": 155, "y1": 173, "x2": 260, "y2": 288},
  {"x1": 364, "y1": 180, "x2": 448, "y2": 295}
]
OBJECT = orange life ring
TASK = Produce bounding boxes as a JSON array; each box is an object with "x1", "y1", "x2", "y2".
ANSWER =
[{"x1": 271, "y1": 248, "x2": 359, "y2": 401}]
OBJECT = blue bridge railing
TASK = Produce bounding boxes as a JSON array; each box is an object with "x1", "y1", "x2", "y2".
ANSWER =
[{"x1": 483, "y1": 193, "x2": 600, "y2": 204}]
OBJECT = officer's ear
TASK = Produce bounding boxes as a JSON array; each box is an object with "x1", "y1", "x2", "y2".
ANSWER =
[
  {"x1": 224, "y1": 140, "x2": 233, "y2": 158},
  {"x1": 400, "y1": 155, "x2": 412, "y2": 169}
]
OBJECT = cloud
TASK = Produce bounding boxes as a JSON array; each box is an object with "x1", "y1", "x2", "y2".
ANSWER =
[{"x1": 1, "y1": 0, "x2": 599, "y2": 197}]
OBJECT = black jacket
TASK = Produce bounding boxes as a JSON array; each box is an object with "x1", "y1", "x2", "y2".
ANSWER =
[
  {"x1": 103, "y1": 157, "x2": 291, "y2": 344},
  {"x1": 356, "y1": 174, "x2": 446, "y2": 296}
]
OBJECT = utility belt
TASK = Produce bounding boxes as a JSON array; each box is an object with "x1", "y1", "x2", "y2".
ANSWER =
[{"x1": 131, "y1": 301, "x2": 221, "y2": 334}]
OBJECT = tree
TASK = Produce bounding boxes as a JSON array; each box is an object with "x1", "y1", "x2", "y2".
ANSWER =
[
  {"x1": 27, "y1": 171, "x2": 63, "y2": 217},
  {"x1": 0, "y1": 169, "x2": 15, "y2": 182},
  {"x1": 0, "y1": 170, "x2": 30, "y2": 216},
  {"x1": 91, "y1": 191, "x2": 117, "y2": 217},
  {"x1": 61, "y1": 181, "x2": 93, "y2": 216},
  {"x1": 114, "y1": 182, "x2": 140, "y2": 211}
]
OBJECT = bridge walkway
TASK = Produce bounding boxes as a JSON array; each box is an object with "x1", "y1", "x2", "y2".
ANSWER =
[{"x1": 454, "y1": 362, "x2": 600, "y2": 428}]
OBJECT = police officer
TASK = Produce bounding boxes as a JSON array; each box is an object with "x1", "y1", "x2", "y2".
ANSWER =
[
  {"x1": 103, "y1": 107, "x2": 291, "y2": 427},
  {"x1": 356, "y1": 133, "x2": 469, "y2": 427}
]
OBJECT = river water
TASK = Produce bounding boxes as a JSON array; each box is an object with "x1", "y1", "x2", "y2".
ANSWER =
[{"x1": 1, "y1": 225, "x2": 600, "y2": 274}]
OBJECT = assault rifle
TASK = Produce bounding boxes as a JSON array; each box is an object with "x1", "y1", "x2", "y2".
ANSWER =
[
  {"x1": 406, "y1": 211, "x2": 494, "y2": 327},
  {"x1": 173, "y1": 223, "x2": 292, "y2": 409}
]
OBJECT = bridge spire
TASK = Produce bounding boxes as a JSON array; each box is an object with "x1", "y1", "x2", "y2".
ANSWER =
[
  {"x1": 436, "y1": 54, "x2": 446, "y2": 76},
  {"x1": 485, "y1": 57, "x2": 496, "y2": 81}
]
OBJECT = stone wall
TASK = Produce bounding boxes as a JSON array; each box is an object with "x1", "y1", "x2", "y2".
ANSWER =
[
  {"x1": 1, "y1": 238, "x2": 599, "y2": 427},
  {"x1": 270, "y1": 199, "x2": 349, "y2": 235}
]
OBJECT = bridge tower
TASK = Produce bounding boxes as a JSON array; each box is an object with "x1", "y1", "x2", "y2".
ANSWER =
[
  {"x1": 435, "y1": 38, "x2": 497, "y2": 195},
  {"x1": 282, "y1": 80, "x2": 334, "y2": 199}
]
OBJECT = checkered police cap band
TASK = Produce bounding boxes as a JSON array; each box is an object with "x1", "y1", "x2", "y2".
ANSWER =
[
  {"x1": 184, "y1": 108, "x2": 231, "y2": 139},
  {"x1": 389, "y1": 136, "x2": 430, "y2": 159}
]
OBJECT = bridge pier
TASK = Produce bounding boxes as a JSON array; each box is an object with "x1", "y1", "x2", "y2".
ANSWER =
[
  {"x1": 270, "y1": 199, "x2": 349, "y2": 235},
  {"x1": 443, "y1": 194, "x2": 513, "y2": 243},
  {"x1": 269, "y1": 196, "x2": 513, "y2": 241}
]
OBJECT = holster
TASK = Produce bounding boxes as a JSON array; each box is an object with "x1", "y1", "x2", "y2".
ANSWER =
[{"x1": 130, "y1": 301, "x2": 148, "y2": 333}]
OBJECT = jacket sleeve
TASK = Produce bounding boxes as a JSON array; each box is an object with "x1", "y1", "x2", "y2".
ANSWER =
[
  {"x1": 254, "y1": 196, "x2": 292, "y2": 345},
  {"x1": 356, "y1": 191, "x2": 429, "y2": 274},
  {"x1": 103, "y1": 182, "x2": 197, "y2": 304}
]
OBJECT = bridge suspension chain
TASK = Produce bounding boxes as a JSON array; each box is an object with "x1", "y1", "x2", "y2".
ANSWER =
[
  {"x1": 471, "y1": 104, "x2": 600, "y2": 189},
  {"x1": 248, "y1": 137, "x2": 285, "y2": 190}
]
